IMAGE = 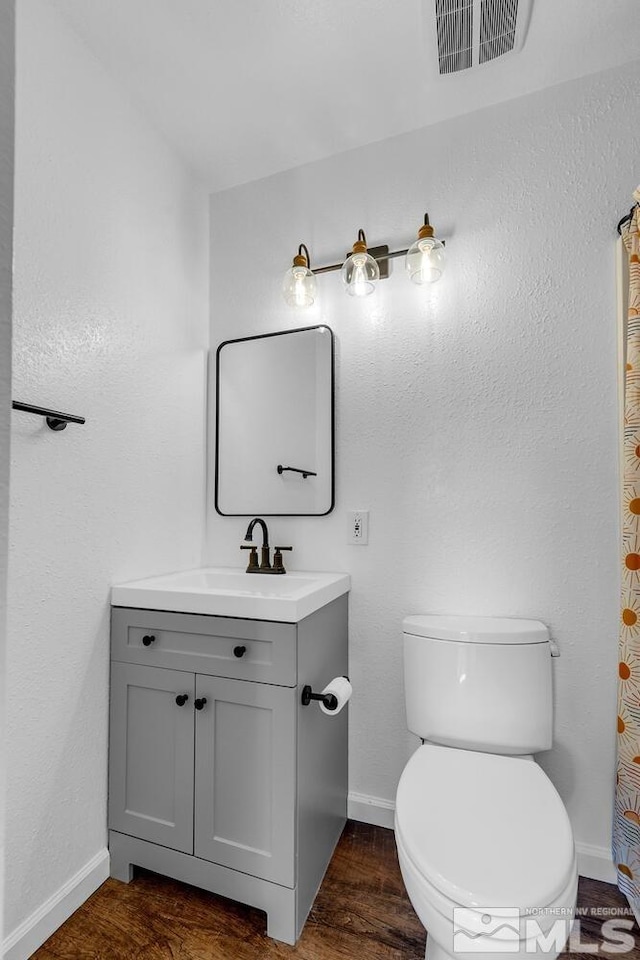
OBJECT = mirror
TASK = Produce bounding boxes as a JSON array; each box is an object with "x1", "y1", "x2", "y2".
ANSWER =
[{"x1": 215, "y1": 325, "x2": 334, "y2": 516}]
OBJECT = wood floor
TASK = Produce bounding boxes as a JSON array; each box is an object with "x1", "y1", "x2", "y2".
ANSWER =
[{"x1": 30, "y1": 822, "x2": 639, "y2": 960}]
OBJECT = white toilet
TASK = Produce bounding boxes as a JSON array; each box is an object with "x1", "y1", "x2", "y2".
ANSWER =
[{"x1": 395, "y1": 615, "x2": 578, "y2": 960}]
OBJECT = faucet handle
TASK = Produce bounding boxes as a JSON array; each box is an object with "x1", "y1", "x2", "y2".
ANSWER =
[
  {"x1": 273, "y1": 546, "x2": 293, "y2": 574},
  {"x1": 240, "y1": 544, "x2": 259, "y2": 572}
]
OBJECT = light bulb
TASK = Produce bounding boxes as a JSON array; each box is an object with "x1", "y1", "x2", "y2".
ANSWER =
[
  {"x1": 341, "y1": 230, "x2": 379, "y2": 297},
  {"x1": 282, "y1": 244, "x2": 316, "y2": 308},
  {"x1": 405, "y1": 216, "x2": 445, "y2": 285}
]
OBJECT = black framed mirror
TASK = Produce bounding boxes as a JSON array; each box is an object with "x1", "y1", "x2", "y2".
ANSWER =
[{"x1": 215, "y1": 325, "x2": 335, "y2": 516}]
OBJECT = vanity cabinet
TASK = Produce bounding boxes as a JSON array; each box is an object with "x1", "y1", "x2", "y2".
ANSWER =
[{"x1": 108, "y1": 595, "x2": 348, "y2": 944}]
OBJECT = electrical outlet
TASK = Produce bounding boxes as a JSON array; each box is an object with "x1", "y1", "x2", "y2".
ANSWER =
[{"x1": 347, "y1": 510, "x2": 369, "y2": 545}]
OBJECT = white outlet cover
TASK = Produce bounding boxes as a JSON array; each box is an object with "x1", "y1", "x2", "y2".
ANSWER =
[{"x1": 347, "y1": 510, "x2": 369, "y2": 545}]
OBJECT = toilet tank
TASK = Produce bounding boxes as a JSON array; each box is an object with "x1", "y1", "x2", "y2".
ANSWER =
[{"x1": 403, "y1": 615, "x2": 553, "y2": 754}]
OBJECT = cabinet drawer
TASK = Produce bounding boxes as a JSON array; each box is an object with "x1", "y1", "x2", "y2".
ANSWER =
[{"x1": 111, "y1": 608, "x2": 297, "y2": 686}]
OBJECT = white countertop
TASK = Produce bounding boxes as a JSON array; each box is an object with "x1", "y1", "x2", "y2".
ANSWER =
[{"x1": 111, "y1": 566, "x2": 350, "y2": 623}]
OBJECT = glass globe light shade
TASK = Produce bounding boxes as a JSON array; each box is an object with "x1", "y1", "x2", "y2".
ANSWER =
[
  {"x1": 405, "y1": 228, "x2": 445, "y2": 285},
  {"x1": 282, "y1": 254, "x2": 316, "y2": 308},
  {"x1": 341, "y1": 236, "x2": 380, "y2": 297}
]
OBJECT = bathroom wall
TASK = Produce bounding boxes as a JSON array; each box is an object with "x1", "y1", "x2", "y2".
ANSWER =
[
  {"x1": 208, "y1": 60, "x2": 640, "y2": 880},
  {"x1": 5, "y1": 0, "x2": 208, "y2": 954},
  {"x1": 0, "y1": 0, "x2": 15, "y2": 944}
]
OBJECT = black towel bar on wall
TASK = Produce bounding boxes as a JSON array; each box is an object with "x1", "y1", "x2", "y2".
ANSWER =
[{"x1": 12, "y1": 401, "x2": 86, "y2": 432}]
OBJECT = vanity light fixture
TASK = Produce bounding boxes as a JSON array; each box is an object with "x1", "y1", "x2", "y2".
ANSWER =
[
  {"x1": 281, "y1": 213, "x2": 445, "y2": 307},
  {"x1": 282, "y1": 243, "x2": 317, "y2": 308}
]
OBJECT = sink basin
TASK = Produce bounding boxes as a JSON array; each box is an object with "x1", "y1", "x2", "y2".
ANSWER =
[{"x1": 111, "y1": 567, "x2": 350, "y2": 623}]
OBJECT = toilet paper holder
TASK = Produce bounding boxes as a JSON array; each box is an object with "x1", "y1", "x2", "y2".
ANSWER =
[
  {"x1": 301, "y1": 677, "x2": 350, "y2": 711},
  {"x1": 301, "y1": 685, "x2": 337, "y2": 710}
]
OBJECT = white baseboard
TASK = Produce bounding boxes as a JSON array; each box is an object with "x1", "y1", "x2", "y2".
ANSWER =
[
  {"x1": 348, "y1": 791, "x2": 395, "y2": 829},
  {"x1": 348, "y1": 793, "x2": 618, "y2": 886},
  {"x1": 575, "y1": 841, "x2": 617, "y2": 885},
  {"x1": 3, "y1": 847, "x2": 109, "y2": 960}
]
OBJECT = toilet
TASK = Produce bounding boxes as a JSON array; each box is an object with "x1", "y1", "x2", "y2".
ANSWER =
[{"x1": 395, "y1": 616, "x2": 578, "y2": 960}]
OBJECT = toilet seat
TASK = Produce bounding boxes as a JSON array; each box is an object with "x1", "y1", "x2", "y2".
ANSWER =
[
  {"x1": 395, "y1": 824, "x2": 577, "y2": 930},
  {"x1": 395, "y1": 744, "x2": 575, "y2": 910}
]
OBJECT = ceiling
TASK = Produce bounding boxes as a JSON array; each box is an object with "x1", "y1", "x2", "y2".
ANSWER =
[{"x1": 51, "y1": 0, "x2": 640, "y2": 192}]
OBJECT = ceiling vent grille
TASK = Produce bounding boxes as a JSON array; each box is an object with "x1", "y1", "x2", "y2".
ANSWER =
[
  {"x1": 435, "y1": 0, "x2": 473, "y2": 75},
  {"x1": 432, "y1": 0, "x2": 532, "y2": 75}
]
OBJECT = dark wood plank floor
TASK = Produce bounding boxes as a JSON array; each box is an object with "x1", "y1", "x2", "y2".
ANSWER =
[{"x1": 30, "y1": 822, "x2": 639, "y2": 960}]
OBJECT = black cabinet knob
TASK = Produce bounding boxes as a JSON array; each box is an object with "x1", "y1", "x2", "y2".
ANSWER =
[
  {"x1": 142, "y1": 635, "x2": 155, "y2": 646},
  {"x1": 233, "y1": 645, "x2": 247, "y2": 658},
  {"x1": 175, "y1": 694, "x2": 189, "y2": 706},
  {"x1": 194, "y1": 697, "x2": 207, "y2": 711}
]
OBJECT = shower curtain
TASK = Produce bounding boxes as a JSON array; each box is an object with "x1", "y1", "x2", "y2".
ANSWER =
[{"x1": 615, "y1": 187, "x2": 640, "y2": 925}]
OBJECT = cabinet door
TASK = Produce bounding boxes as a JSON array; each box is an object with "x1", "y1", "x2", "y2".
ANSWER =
[
  {"x1": 109, "y1": 662, "x2": 195, "y2": 853},
  {"x1": 194, "y1": 676, "x2": 296, "y2": 886}
]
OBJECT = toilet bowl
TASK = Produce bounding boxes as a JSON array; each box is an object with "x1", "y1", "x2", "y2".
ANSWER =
[
  {"x1": 395, "y1": 616, "x2": 577, "y2": 960},
  {"x1": 395, "y1": 744, "x2": 577, "y2": 960}
]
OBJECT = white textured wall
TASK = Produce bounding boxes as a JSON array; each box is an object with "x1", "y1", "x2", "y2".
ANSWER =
[
  {"x1": 208, "y1": 61, "x2": 640, "y2": 864},
  {"x1": 6, "y1": 0, "x2": 208, "y2": 940},
  {"x1": 0, "y1": 0, "x2": 15, "y2": 945}
]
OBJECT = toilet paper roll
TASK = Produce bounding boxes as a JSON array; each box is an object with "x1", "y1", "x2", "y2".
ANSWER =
[{"x1": 320, "y1": 676, "x2": 352, "y2": 715}]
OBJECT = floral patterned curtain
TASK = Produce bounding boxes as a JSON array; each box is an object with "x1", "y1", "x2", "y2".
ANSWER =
[{"x1": 615, "y1": 187, "x2": 640, "y2": 925}]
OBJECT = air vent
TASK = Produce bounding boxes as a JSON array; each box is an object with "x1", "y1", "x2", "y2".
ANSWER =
[
  {"x1": 431, "y1": 0, "x2": 532, "y2": 75},
  {"x1": 479, "y1": 0, "x2": 518, "y2": 63},
  {"x1": 435, "y1": 0, "x2": 473, "y2": 75}
]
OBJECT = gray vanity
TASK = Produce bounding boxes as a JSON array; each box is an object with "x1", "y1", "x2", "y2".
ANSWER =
[{"x1": 108, "y1": 568, "x2": 349, "y2": 944}]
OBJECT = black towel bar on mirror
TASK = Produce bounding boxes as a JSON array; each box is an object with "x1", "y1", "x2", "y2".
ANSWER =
[
  {"x1": 12, "y1": 401, "x2": 86, "y2": 431},
  {"x1": 277, "y1": 464, "x2": 317, "y2": 479}
]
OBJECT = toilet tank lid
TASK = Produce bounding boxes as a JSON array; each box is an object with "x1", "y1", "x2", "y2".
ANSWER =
[{"x1": 402, "y1": 615, "x2": 549, "y2": 644}]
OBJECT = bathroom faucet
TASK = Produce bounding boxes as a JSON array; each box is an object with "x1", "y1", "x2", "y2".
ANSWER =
[
  {"x1": 241, "y1": 518, "x2": 292, "y2": 574},
  {"x1": 244, "y1": 517, "x2": 271, "y2": 570}
]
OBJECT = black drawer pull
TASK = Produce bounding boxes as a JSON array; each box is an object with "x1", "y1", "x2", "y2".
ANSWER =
[
  {"x1": 142, "y1": 635, "x2": 156, "y2": 646},
  {"x1": 233, "y1": 645, "x2": 247, "y2": 658},
  {"x1": 194, "y1": 698, "x2": 207, "y2": 711},
  {"x1": 175, "y1": 694, "x2": 189, "y2": 706}
]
